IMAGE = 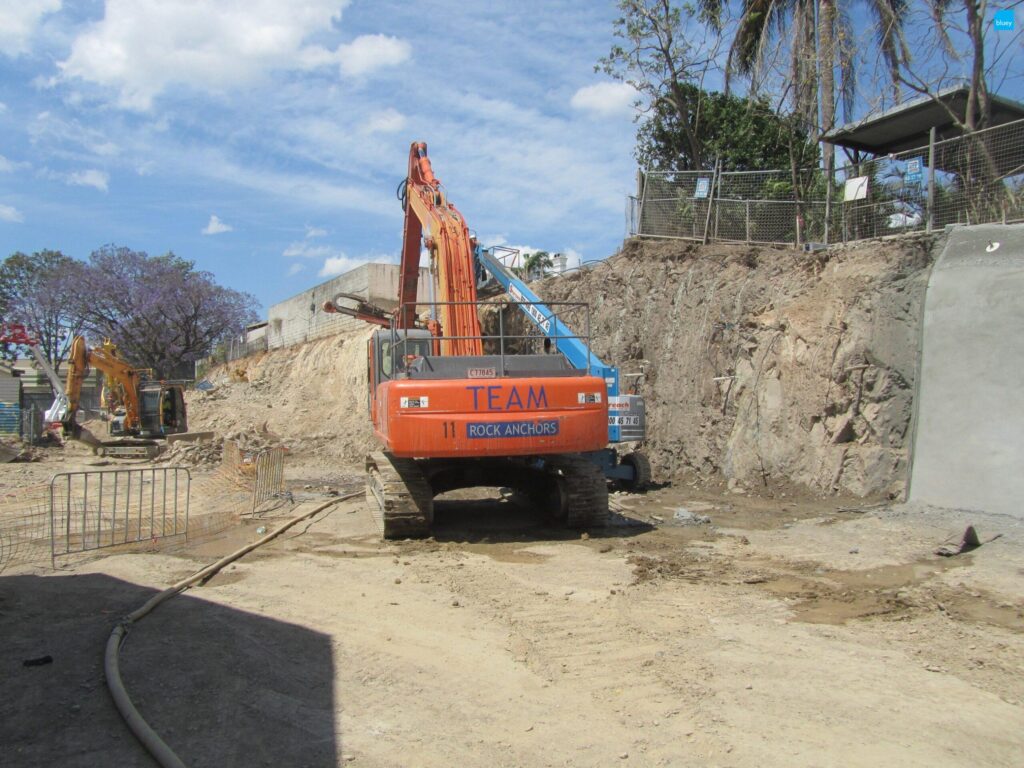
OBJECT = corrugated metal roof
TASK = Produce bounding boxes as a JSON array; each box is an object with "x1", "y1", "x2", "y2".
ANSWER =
[{"x1": 823, "y1": 86, "x2": 1024, "y2": 156}]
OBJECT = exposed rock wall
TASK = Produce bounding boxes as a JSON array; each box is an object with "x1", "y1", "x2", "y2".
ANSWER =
[
  {"x1": 538, "y1": 235, "x2": 937, "y2": 498},
  {"x1": 192, "y1": 234, "x2": 936, "y2": 499}
]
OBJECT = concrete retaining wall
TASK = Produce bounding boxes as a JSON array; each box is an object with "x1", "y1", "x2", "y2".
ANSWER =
[{"x1": 908, "y1": 223, "x2": 1024, "y2": 519}]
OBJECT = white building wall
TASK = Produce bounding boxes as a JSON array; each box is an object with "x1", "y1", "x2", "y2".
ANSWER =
[{"x1": 267, "y1": 263, "x2": 430, "y2": 349}]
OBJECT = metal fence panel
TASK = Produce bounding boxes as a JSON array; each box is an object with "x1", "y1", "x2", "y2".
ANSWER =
[
  {"x1": 253, "y1": 447, "x2": 286, "y2": 514},
  {"x1": 631, "y1": 118, "x2": 1024, "y2": 247},
  {"x1": 49, "y1": 467, "x2": 191, "y2": 560}
]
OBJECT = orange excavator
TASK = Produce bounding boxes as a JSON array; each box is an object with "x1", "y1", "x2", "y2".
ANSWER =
[
  {"x1": 64, "y1": 335, "x2": 188, "y2": 456},
  {"x1": 349, "y1": 142, "x2": 615, "y2": 538}
]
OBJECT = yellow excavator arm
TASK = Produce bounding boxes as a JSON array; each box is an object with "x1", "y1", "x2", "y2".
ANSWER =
[{"x1": 64, "y1": 336, "x2": 144, "y2": 432}]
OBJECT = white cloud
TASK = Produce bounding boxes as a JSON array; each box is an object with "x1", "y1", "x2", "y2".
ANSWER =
[
  {"x1": 282, "y1": 240, "x2": 394, "y2": 277},
  {"x1": 58, "y1": 0, "x2": 353, "y2": 110},
  {"x1": 305, "y1": 225, "x2": 326, "y2": 238},
  {"x1": 0, "y1": 155, "x2": 15, "y2": 173},
  {"x1": 202, "y1": 214, "x2": 233, "y2": 235},
  {"x1": 0, "y1": 0, "x2": 61, "y2": 57},
  {"x1": 570, "y1": 81, "x2": 637, "y2": 117},
  {"x1": 67, "y1": 169, "x2": 109, "y2": 191},
  {"x1": 362, "y1": 108, "x2": 406, "y2": 135},
  {"x1": 561, "y1": 247, "x2": 583, "y2": 271},
  {"x1": 287, "y1": 263, "x2": 305, "y2": 276},
  {"x1": 0, "y1": 204, "x2": 24, "y2": 223},
  {"x1": 284, "y1": 242, "x2": 340, "y2": 260},
  {"x1": 0, "y1": 101, "x2": 7, "y2": 112},
  {"x1": 337, "y1": 34, "x2": 410, "y2": 77},
  {"x1": 319, "y1": 254, "x2": 367, "y2": 277},
  {"x1": 90, "y1": 140, "x2": 120, "y2": 157}
]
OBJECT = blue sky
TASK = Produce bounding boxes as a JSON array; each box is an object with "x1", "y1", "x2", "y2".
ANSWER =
[{"x1": 0, "y1": 1, "x2": 641, "y2": 311}]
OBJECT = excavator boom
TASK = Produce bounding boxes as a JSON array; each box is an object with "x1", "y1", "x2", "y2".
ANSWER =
[
  {"x1": 399, "y1": 142, "x2": 483, "y2": 354},
  {"x1": 66, "y1": 336, "x2": 143, "y2": 432},
  {"x1": 63, "y1": 336, "x2": 188, "y2": 454}
]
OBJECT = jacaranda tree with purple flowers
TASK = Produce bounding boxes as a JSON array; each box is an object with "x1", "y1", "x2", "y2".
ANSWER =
[{"x1": 70, "y1": 245, "x2": 259, "y2": 378}]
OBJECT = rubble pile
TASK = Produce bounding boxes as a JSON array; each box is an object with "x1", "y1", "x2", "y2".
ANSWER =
[
  {"x1": 185, "y1": 329, "x2": 375, "y2": 465},
  {"x1": 158, "y1": 427, "x2": 287, "y2": 468},
  {"x1": 157, "y1": 438, "x2": 224, "y2": 468}
]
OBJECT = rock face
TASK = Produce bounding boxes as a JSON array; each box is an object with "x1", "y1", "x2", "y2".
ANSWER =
[
  {"x1": 538, "y1": 235, "x2": 936, "y2": 498},
  {"x1": 193, "y1": 234, "x2": 935, "y2": 500}
]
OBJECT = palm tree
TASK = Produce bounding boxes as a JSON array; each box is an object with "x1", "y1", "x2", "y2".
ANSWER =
[
  {"x1": 725, "y1": 0, "x2": 911, "y2": 171},
  {"x1": 523, "y1": 251, "x2": 555, "y2": 280}
]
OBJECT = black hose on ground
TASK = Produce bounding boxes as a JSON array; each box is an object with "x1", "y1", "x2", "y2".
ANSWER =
[{"x1": 105, "y1": 492, "x2": 360, "y2": 768}]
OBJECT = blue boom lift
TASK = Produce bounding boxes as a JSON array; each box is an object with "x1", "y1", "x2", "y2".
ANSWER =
[{"x1": 475, "y1": 247, "x2": 651, "y2": 490}]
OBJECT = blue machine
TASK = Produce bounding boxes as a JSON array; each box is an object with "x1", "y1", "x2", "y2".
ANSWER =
[{"x1": 475, "y1": 247, "x2": 650, "y2": 489}]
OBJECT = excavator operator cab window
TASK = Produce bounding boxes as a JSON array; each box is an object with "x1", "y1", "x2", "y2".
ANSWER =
[
  {"x1": 160, "y1": 389, "x2": 177, "y2": 428},
  {"x1": 374, "y1": 334, "x2": 433, "y2": 386}
]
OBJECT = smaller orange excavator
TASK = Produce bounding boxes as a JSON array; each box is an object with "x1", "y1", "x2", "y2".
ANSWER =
[{"x1": 63, "y1": 335, "x2": 188, "y2": 457}]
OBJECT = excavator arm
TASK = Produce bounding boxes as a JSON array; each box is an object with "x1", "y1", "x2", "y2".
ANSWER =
[
  {"x1": 65, "y1": 336, "x2": 143, "y2": 433},
  {"x1": 398, "y1": 142, "x2": 483, "y2": 355}
]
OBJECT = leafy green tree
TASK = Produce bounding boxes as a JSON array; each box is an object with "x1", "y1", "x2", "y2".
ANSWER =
[
  {"x1": 724, "y1": 0, "x2": 910, "y2": 171},
  {"x1": 636, "y1": 88, "x2": 819, "y2": 171},
  {"x1": 599, "y1": 0, "x2": 725, "y2": 170}
]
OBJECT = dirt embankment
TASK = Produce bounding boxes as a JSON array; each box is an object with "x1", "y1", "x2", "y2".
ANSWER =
[
  {"x1": 192, "y1": 234, "x2": 935, "y2": 499},
  {"x1": 189, "y1": 329, "x2": 376, "y2": 463},
  {"x1": 538, "y1": 235, "x2": 936, "y2": 498}
]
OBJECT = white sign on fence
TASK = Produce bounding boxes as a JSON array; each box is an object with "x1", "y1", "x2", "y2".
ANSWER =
[{"x1": 844, "y1": 176, "x2": 869, "y2": 201}]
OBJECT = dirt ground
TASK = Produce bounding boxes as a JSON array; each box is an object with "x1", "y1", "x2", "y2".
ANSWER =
[
  {"x1": 2, "y1": 450, "x2": 1022, "y2": 767},
  {"x1": 2, "y1": 233, "x2": 1021, "y2": 765}
]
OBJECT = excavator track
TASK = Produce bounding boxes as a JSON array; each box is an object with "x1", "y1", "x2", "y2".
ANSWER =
[
  {"x1": 365, "y1": 452, "x2": 434, "y2": 539},
  {"x1": 547, "y1": 454, "x2": 609, "y2": 530}
]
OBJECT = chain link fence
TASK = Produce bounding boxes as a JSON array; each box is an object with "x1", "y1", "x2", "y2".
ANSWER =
[
  {"x1": 203, "y1": 334, "x2": 270, "y2": 367},
  {"x1": 631, "y1": 118, "x2": 1024, "y2": 247}
]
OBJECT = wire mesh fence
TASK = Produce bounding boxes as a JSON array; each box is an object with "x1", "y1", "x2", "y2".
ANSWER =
[
  {"x1": 0, "y1": 483, "x2": 52, "y2": 572},
  {"x1": 0, "y1": 443, "x2": 290, "y2": 572},
  {"x1": 204, "y1": 335, "x2": 269, "y2": 366},
  {"x1": 631, "y1": 118, "x2": 1024, "y2": 247}
]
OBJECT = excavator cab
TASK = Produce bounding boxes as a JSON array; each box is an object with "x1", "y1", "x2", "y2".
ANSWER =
[
  {"x1": 372, "y1": 330, "x2": 435, "y2": 381},
  {"x1": 137, "y1": 384, "x2": 188, "y2": 437},
  {"x1": 367, "y1": 329, "x2": 434, "y2": 414}
]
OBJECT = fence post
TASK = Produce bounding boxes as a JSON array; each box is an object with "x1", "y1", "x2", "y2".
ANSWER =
[
  {"x1": 701, "y1": 158, "x2": 720, "y2": 245},
  {"x1": 745, "y1": 200, "x2": 751, "y2": 243},
  {"x1": 636, "y1": 169, "x2": 648, "y2": 237},
  {"x1": 825, "y1": 171, "x2": 833, "y2": 245},
  {"x1": 927, "y1": 126, "x2": 936, "y2": 232}
]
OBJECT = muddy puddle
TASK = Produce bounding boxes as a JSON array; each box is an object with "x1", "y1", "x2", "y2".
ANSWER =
[{"x1": 752, "y1": 555, "x2": 1023, "y2": 632}]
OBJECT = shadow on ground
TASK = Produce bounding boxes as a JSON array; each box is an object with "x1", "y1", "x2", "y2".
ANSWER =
[
  {"x1": 430, "y1": 497, "x2": 654, "y2": 543},
  {"x1": 0, "y1": 573, "x2": 337, "y2": 767}
]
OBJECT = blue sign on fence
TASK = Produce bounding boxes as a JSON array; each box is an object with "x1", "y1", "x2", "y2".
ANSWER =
[
  {"x1": 694, "y1": 178, "x2": 710, "y2": 199},
  {"x1": 994, "y1": 9, "x2": 1015, "y2": 30},
  {"x1": 905, "y1": 157, "x2": 923, "y2": 184}
]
